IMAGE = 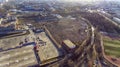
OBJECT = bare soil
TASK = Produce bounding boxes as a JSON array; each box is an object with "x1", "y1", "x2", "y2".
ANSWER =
[{"x1": 46, "y1": 18, "x2": 88, "y2": 45}]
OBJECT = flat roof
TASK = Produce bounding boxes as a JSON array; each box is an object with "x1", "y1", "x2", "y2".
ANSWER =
[
  {"x1": 63, "y1": 39, "x2": 76, "y2": 49},
  {"x1": 0, "y1": 45, "x2": 37, "y2": 67},
  {"x1": 0, "y1": 30, "x2": 63, "y2": 66},
  {"x1": 37, "y1": 32, "x2": 62, "y2": 63},
  {"x1": 0, "y1": 30, "x2": 35, "y2": 50}
]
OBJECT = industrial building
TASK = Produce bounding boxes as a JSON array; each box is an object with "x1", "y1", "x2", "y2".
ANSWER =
[
  {"x1": 113, "y1": 17, "x2": 120, "y2": 24},
  {"x1": 62, "y1": 39, "x2": 76, "y2": 53},
  {"x1": 0, "y1": 28, "x2": 63, "y2": 67},
  {"x1": 0, "y1": 45, "x2": 38, "y2": 67},
  {"x1": 34, "y1": 32, "x2": 63, "y2": 66}
]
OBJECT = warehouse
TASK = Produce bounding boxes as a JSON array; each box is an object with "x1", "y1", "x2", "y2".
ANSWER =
[
  {"x1": 62, "y1": 39, "x2": 76, "y2": 53},
  {"x1": 0, "y1": 45, "x2": 38, "y2": 67},
  {"x1": 36, "y1": 32, "x2": 63, "y2": 66}
]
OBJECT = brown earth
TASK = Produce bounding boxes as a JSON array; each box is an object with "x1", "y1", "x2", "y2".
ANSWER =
[
  {"x1": 45, "y1": 18, "x2": 88, "y2": 45},
  {"x1": 107, "y1": 56, "x2": 120, "y2": 66},
  {"x1": 79, "y1": 12, "x2": 120, "y2": 34}
]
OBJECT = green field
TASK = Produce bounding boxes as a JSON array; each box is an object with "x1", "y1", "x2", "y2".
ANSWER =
[{"x1": 103, "y1": 37, "x2": 120, "y2": 58}]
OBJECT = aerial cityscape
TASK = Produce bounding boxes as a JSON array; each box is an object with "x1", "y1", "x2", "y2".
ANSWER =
[{"x1": 0, "y1": 0, "x2": 120, "y2": 67}]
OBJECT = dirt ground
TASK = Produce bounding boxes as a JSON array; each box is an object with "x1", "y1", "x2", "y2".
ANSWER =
[
  {"x1": 46, "y1": 18, "x2": 89, "y2": 45},
  {"x1": 107, "y1": 56, "x2": 120, "y2": 66}
]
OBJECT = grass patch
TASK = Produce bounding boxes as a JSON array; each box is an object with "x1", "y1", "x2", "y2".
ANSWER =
[
  {"x1": 104, "y1": 42, "x2": 120, "y2": 48},
  {"x1": 103, "y1": 36, "x2": 120, "y2": 58},
  {"x1": 104, "y1": 45, "x2": 120, "y2": 51},
  {"x1": 104, "y1": 39, "x2": 120, "y2": 45},
  {"x1": 105, "y1": 50, "x2": 120, "y2": 58}
]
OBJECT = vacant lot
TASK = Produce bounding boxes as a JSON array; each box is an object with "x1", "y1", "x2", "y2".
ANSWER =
[{"x1": 46, "y1": 18, "x2": 88, "y2": 45}]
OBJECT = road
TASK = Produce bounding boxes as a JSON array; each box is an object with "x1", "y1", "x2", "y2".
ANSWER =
[
  {"x1": 78, "y1": 26, "x2": 95, "y2": 67},
  {"x1": 94, "y1": 30, "x2": 118, "y2": 67},
  {"x1": 75, "y1": 22, "x2": 118, "y2": 67}
]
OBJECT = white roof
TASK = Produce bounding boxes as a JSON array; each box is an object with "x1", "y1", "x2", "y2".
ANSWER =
[
  {"x1": 0, "y1": 45, "x2": 37, "y2": 67},
  {"x1": 63, "y1": 39, "x2": 76, "y2": 49}
]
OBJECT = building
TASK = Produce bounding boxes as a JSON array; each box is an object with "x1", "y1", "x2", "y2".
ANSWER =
[
  {"x1": 0, "y1": 25, "x2": 15, "y2": 33},
  {"x1": 0, "y1": 28, "x2": 63, "y2": 66},
  {"x1": 113, "y1": 17, "x2": 120, "y2": 24},
  {"x1": 36, "y1": 32, "x2": 63, "y2": 66},
  {"x1": 0, "y1": 45, "x2": 38, "y2": 67},
  {"x1": 62, "y1": 39, "x2": 76, "y2": 53}
]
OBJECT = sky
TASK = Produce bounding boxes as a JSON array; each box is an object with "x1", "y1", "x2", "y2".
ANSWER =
[
  {"x1": 63, "y1": 0, "x2": 120, "y2": 2},
  {"x1": 0, "y1": 0, "x2": 120, "y2": 3},
  {"x1": 64, "y1": 0, "x2": 97, "y2": 2}
]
